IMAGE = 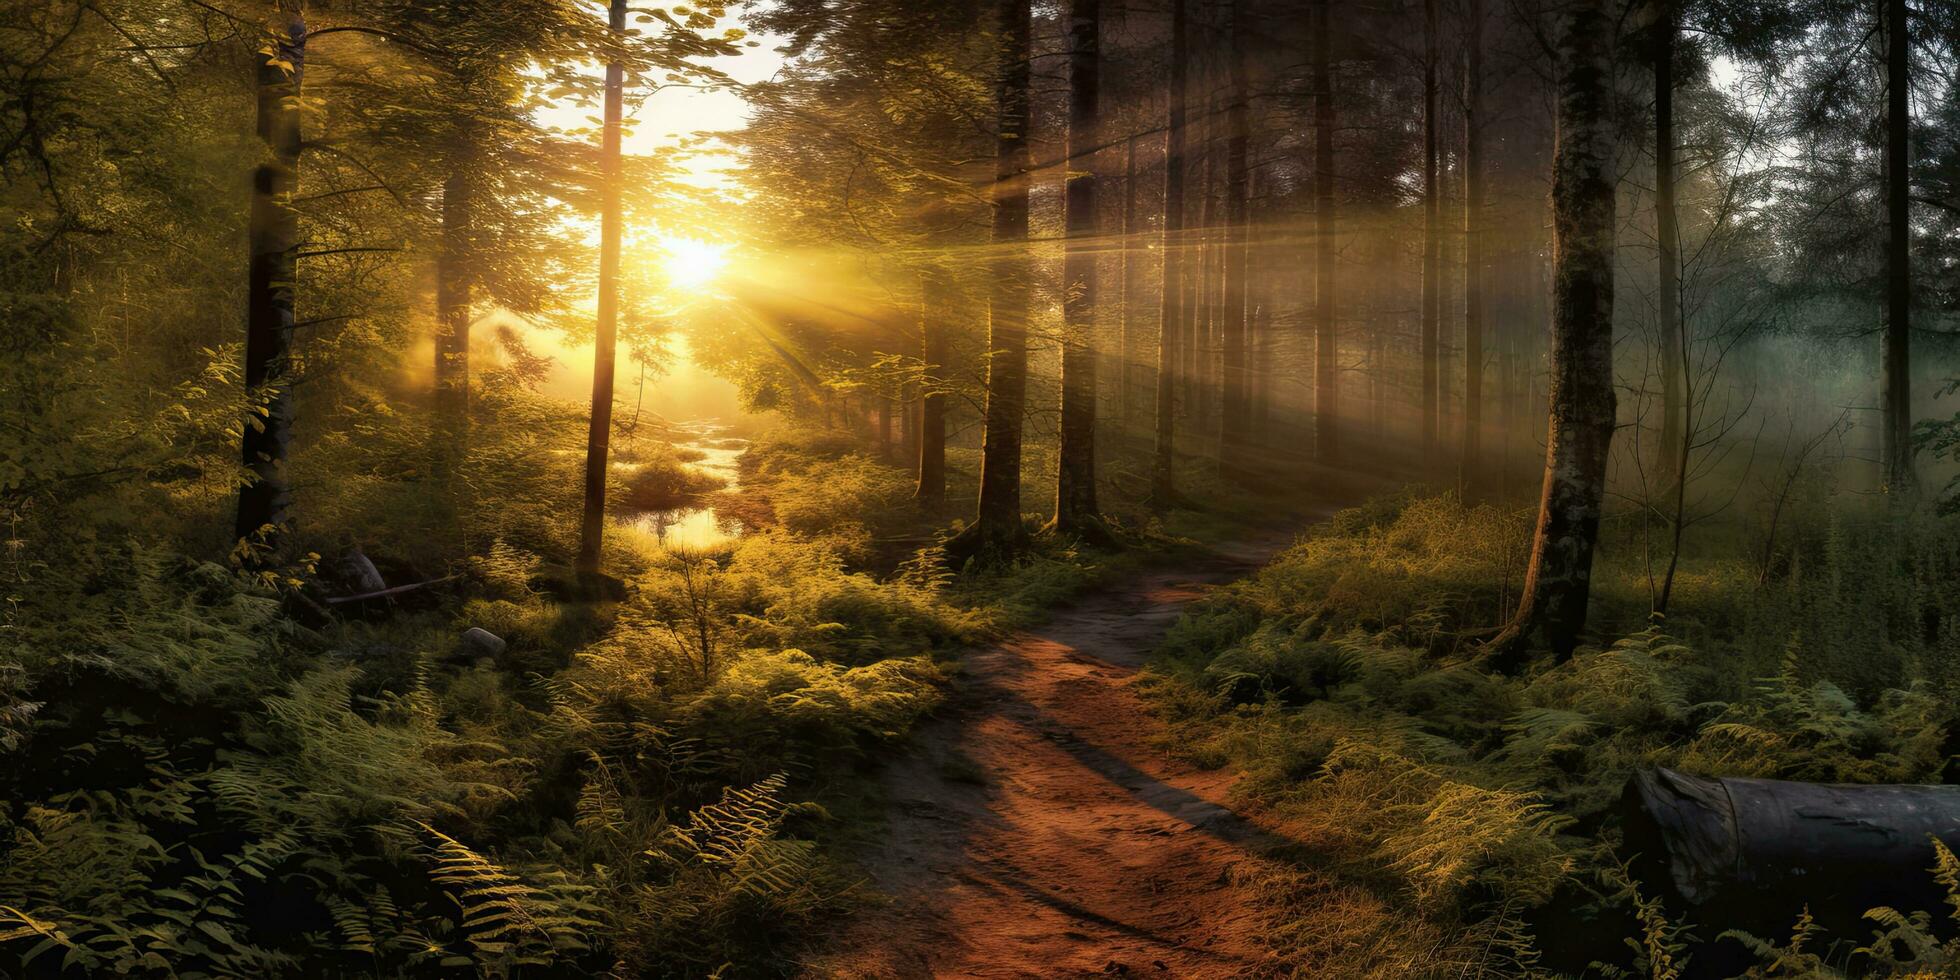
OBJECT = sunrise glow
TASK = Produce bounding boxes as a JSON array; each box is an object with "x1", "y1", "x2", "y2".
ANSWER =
[{"x1": 657, "y1": 235, "x2": 730, "y2": 289}]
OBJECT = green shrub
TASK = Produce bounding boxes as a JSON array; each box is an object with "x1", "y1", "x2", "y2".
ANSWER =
[{"x1": 1146, "y1": 491, "x2": 1960, "y2": 977}]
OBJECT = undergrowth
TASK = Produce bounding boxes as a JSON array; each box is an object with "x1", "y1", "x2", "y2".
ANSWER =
[
  {"x1": 1146, "y1": 488, "x2": 1960, "y2": 978},
  {"x1": 0, "y1": 407, "x2": 1200, "y2": 977}
]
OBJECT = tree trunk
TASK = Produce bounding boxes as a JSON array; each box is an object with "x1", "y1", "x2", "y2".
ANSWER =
[
  {"x1": 879, "y1": 393, "x2": 893, "y2": 459},
  {"x1": 1624, "y1": 767, "x2": 1960, "y2": 928},
  {"x1": 1215, "y1": 0, "x2": 1251, "y2": 479},
  {"x1": 962, "y1": 0, "x2": 1032, "y2": 559},
  {"x1": 575, "y1": 0, "x2": 627, "y2": 584},
  {"x1": 1120, "y1": 134, "x2": 1138, "y2": 432},
  {"x1": 1313, "y1": 0, "x2": 1337, "y2": 466},
  {"x1": 434, "y1": 160, "x2": 472, "y2": 489},
  {"x1": 901, "y1": 376, "x2": 918, "y2": 463},
  {"x1": 236, "y1": 2, "x2": 306, "y2": 550},
  {"x1": 916, "y1": 270, "x2": 952, "y2": 506},
  {"x1": 1056, "y1": 0, "x2": 1102, "y2": 534},
  {"x1": 1420, "y1": 0, "x2": 1441, "y2": 456},
  {"x1": 1654, "y1": 1, "x2": 1683, "y2": 492},
  {"x1": 1461, "y1": 0, "x2": 1485, "y2": 493},
  {"x1": 1487, "y1": 0, "x2": 1617, "y2": 662},
  {"x1": 1151, "y1": 0, "x2": 1188, "y2": 507},
  {"x1": 1190, "y1": 109, "x2": 1216, "y2": 454},
  {"x1": 1248, "y1": 166, "x2": 1271, "y2": 442},
  {"x1": 1882, "y1": 0, "x2": 1914, "y2": 493}
]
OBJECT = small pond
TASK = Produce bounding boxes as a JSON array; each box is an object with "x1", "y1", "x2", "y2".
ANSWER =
[{"x1": 626, "y1": 419, "x2": 748, "y2": 552}]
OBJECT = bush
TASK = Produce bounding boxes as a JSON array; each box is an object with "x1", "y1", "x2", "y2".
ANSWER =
[{"x1": 613, "y1": 443, "x2": 729, "y2": 512}]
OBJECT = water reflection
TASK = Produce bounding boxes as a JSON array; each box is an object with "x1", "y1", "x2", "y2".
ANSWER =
[{"x1": 631, "y1": 420, "x2": 748, "y2": 552}]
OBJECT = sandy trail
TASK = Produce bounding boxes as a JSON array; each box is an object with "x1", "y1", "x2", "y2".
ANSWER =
[{"x1": 805, "y1": 535, "x2": 1302, "y2": 979}]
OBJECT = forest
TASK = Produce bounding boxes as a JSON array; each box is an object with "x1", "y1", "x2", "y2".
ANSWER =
[{"x1": 6, "y1": 0, "x2": 1960, "y2": 976}]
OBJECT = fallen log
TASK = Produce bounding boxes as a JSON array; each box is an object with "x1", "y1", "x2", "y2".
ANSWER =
[
  {"x1": 323, "y1": 575, "x2": 459, "y2": 605},
  {"x1": 1622, "y1": 767, "x2": 1960, "y2": 922}
]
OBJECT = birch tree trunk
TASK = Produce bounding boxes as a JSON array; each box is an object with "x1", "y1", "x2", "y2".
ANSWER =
[
  {"x1": 236, "y1": 1, "x2": 306, "y2": 550},
  {"x1": 1488, "y1": 0, "x2": 1617, "y2": 662}
]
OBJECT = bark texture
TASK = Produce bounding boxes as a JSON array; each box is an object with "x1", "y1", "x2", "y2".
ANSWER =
[
  {"x1": 1625, "y1": 768, "x2": 1960, "y2": 922},
  {"x1": 236, "y1": 2, "x2": 306, "y2": 549},
  {"x1": 1489, "y1": 0, "x2": 1617, "y2": 661}
]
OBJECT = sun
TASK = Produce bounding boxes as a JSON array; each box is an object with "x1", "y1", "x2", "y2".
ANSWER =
[{"x1": 658, "y1": 235, "x2": 730, "y2": 289}]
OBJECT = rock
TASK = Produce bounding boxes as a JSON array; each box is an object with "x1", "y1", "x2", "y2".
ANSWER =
[
  {"x1": 334, "y1": 549, "x2": 387, "y2": 594},
  {"x1": 454, "y1": 627, "x2": 507, "y2": 662}
]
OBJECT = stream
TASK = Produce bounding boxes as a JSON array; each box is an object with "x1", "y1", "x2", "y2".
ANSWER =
[{"x1": 628, "y1": 419, "x2": 748, "y2": 552}]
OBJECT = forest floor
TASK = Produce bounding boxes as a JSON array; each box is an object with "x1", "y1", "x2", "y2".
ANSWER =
[{"x1": 804, "y1": 528, "x2": 1319, "y2": 979}]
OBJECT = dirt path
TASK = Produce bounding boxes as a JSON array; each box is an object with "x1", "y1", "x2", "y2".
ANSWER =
[{"x1": 806, "y1": 535, "x2": 1304, "y2": 979}]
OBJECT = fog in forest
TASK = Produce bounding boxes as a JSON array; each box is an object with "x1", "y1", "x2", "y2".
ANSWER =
[{"x1": 6, "y1": 0, "x2": 1960, "y2": 976}]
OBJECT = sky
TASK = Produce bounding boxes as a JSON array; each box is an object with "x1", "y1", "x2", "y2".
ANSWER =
[{"x1": 516, "y1": 8, "x2": 790, "y2": 423}]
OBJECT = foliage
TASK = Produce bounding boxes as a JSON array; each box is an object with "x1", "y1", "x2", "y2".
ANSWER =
[
  {"x1": 1148, "y1": 491, "x2": 1960, "y2": 978},
  {"x1": 0, "y1": 398, "x2": 1087, "y2": 976}
]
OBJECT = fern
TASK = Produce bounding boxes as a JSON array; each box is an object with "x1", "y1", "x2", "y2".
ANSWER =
[
  {"x1": 418, "y1": 822, "x2": 602, "y2": 971},
  {"x1": 625, "y1": 773, "x2": 842, "y2": 970}
]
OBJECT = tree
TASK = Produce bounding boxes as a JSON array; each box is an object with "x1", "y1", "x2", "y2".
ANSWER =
[
  {"x1": 1488, "y1": 0, "x2": 1618, "y2": 662},
  {"x1": 1652, "y1": 0, "x2": 1684, "y2": 491},
  {"x1": 1420, "y1": 0, "x2": 1441, "y2": 456},
  {"x1": 1151, "y1": 0, "x2": 1189, "y2": 507},
  {"x1": 1218, "y1": 0, "x2": 1253, "y2": 477},
  {"x1": 1313, "y1": 0, "x2": 1337, "y2": 466},
  {"x1": 235, "y1": 0, "x2": 307, "y2": 552},
  {"x1": 1120, "y1": 134, "x2": 1140, "y2": 430},
  {"x1": 397, "y1": 0, "x2": 603, "y2": 502},
  {"x1": 574, "y1": 0, "x2": 627, "y2": 587},
  {"x1": 1881, "y1": 0, "x2": 1913, "y2": 492},
  {"x1": 916, "y1": 269, "x2": 954, "y2": 505},
  {"x1": 1055, "y1": 0, "x2": 1104, "y2": 535},
  {"x1": 952, "y1": 0, "x2": 1033, "y2": 562},
  {"x1": 1460, "y1": 0, "x2": 1485, "y2": 490},
  {"x1": 737, "y1": 1, "x2": 994, "y2": 506}
]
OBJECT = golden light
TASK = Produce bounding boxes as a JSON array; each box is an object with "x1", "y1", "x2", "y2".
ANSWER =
[{"x1": 658, "y1": 235, "x2": 730, "y2": 289}]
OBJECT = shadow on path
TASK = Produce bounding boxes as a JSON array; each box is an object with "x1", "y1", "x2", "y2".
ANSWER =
[{"x1": 804, "y1": 528, "x2": 1328, "y2": 979}]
